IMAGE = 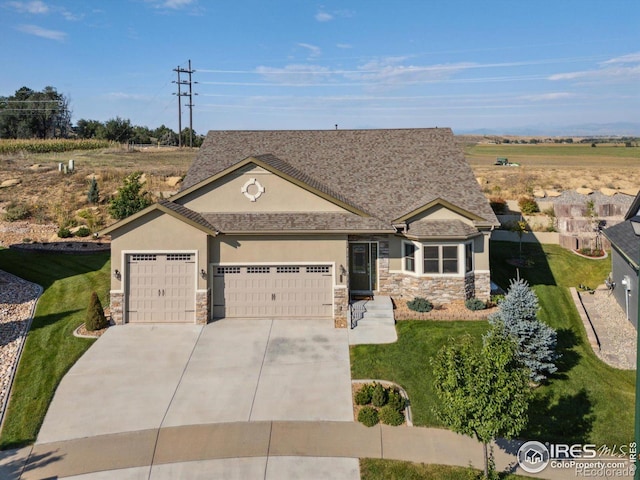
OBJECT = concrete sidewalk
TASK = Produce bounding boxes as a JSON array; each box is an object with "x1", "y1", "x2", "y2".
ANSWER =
[{"x1": 2, "y1": 421, "x2": 579, "y2": 480}]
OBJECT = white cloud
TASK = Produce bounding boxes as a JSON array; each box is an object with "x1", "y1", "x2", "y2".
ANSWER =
[
  {"x1": 16, "y1": 23, "x2": 66, "y2": 41},
  {"x1": 549, "y1": 53, "x2": 640, "y2": 82},
  {"x1": 336, "y1": 43, "x2": 352, "y2": 49},
  {"x1": 6, "y1": 1, "x2": 49, "y2": 14},
  {"x1": 315, "y1": 11, "x2": 332, "y2": 22},
  {"x1": 520, "y1": 92, "x2": 576, "y2": 102},
  {"x1": 256, "y1": 64, "x2": 331, "y2": 85},
  {"x1": 349, "y1": 57, "x2": 474, "y2": 87},
  {"x1": 297, "y1": 42, "x2": 321, "y2": 58}
]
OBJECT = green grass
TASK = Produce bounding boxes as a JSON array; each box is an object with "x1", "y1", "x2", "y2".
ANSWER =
[
  {"x1": 360, "y1": 459, "x2": 530, "y2": 479},
  {"x1": 351, "y1": 241, "x2": 634, "y2": 446},
  {"x1": 0, "y1": 249, "x2": 109, "y2": 449}
]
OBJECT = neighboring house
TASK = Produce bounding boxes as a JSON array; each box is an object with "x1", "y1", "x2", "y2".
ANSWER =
[
  {"x1": 100, "y1": 128, "x2": 499, "y2": 327},
  {"x1": 602, "y1": 192, "x2": 640, "y2": 328}
]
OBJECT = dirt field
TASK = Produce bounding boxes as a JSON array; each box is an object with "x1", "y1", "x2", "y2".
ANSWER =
[
  {"x1": 0, "y1": 140, "x2": 638, "y2": 246},
  {"x1": 465, "y1": 143, "x2": 640, "y2": 198}
]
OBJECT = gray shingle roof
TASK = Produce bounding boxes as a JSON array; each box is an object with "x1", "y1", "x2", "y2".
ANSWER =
[
  {"x1": 201, "y1": 212, "x2": 392, "y2": 233},
  {"x1": 182, "y1": 129, "x2": 498, "y2": 230},
  {"x1": 603, "y1": 220, "x2": 640, "y2": 269},
  {"x1": 158, "y1": 200, "x2": 218, "y2": 233},
  {"x1": 406, "y1": 219, "x2": 479, "y2": 238}
]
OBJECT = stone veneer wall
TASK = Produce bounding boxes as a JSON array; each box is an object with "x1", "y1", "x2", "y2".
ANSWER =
[
  {"x1": 334, "y1": 287, "x2": 348, "y2": 328},
  {"x1": 196, "y1": 290, "x2": 210, "y2": 325},
  {"x1": 110, "y1": 291, "x2": 124, "y2": 325}
]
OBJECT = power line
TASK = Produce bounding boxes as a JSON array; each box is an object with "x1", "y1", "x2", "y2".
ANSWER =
[{"x1": 173, "y1": 60, "x2": 196, "y2": 147}]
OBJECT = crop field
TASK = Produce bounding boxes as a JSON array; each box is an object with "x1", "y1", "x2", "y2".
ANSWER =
[{"x1": 465, "y1": 142, "x2": 640, "y2": 197}]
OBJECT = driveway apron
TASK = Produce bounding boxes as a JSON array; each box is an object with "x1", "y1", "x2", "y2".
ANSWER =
[{"x1": 36, "y1": 319, "x2": 352, "y2": 445}]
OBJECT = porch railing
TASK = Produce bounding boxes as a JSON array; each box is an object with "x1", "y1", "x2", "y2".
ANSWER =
[{"x1": 349, "y1": 301, "x2": 366, "y2": 329}]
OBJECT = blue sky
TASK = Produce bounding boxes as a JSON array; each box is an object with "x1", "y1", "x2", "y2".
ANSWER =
[{"x1": 1, "y1": 0, "x2": 638, "y2": 134}]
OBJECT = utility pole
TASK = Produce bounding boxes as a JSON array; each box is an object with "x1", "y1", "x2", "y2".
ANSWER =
[{"x1": 173, "y1": 60, "x2": 195, "y2": 147}]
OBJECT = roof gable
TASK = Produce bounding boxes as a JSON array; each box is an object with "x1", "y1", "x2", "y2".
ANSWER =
[
  {"x1": 173, "y1": 155, "x2": 371, "y2": 217},
  {"x1": 182, "y1": 129, "x2": 499, "y2": 226}
]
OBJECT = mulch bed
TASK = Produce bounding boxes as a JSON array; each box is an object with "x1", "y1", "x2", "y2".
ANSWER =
[
  {"x1": 10, "y1": 240, "x2": 110, "y2": 254},
  {"x1": 393, "y1": 298, "x2": 496, "y2": 321}
]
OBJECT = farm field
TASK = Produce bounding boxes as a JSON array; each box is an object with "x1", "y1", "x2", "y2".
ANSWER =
[{"x1": 464, "y1": 142, "x2": 640, "y2": 198}]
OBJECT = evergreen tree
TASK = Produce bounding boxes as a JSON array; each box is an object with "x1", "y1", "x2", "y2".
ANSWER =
[
  {"x1": 87, "y1": 177, "x2": 99, "y2": 204},
  {"x1": 108, "y1": 171, "x2": 152, "y2": 220},
  {"x1": 85, "y1": 292, "x2": 108, "y2": 331},
  {"x1": 489, "y1": 278, "x2": 559, "y2": 383}
]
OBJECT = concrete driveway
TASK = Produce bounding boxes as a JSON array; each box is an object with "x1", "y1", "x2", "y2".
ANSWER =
[{"x1": 37, "y1": 319, "x2": 353, "y2": 444}]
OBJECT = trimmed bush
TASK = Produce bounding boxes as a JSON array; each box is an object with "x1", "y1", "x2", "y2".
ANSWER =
[
  {"x1": 387, "y1": 389, "x2": 406, "y2": 412},
  {"x1": 357, "y1": 406, "x2": 379, "y2": 427},
  {"x1": 354, "y1": 384, "x2": 373, "y2": 405},
  {"x1": 407, "y1": 297, "x2": 433, "y2": 313},
  {"x1": 465, "y1": 297, "x2": 487, "y2": 311},
  {"x1": 57, "y1": 227, "x2": 72, "y2": 238},
  {"x1": 85, "y1": 292, "x2": 108, "y2": 331},
  {"x1": 371, "y1": 382, "x2": 388, "y2": 407},
  {"x1": 379, "y1": 405, "x2": 404, "y2": 426},
  {"x1": 75, "y1": 226, "x2": 91, "y2": 237}
]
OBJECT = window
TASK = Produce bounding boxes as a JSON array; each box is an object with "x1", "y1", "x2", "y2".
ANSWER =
[
  {"x1": 404, "y1": 243, "x2": 416, "y2": 272},
  {"x1": 465, "y1": 243, "x2": 473, "y2": 273},
  {"x1": 421, "y1": 244, "x2": 459, "y2": 275}
]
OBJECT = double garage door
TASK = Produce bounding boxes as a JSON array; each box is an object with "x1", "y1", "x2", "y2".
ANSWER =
[
  {"x1": 126, "y1": 253, "x2": 196, "y2": 323},
  {"x1": 213, "y1": 265, "x2": 333, "y2": 318}
]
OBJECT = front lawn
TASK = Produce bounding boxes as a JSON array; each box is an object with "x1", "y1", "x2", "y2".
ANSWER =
[
  {"x1": 0, "y1": 249, "x2": 109, "y2": 449},
  {"x1": 351, "y1": 241, "x2": 634, "y2": 446},
  {"x1": 360, "y1": 459, "x2": 530, "y2": 480}
]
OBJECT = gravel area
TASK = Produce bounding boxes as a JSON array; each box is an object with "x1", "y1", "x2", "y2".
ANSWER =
[
  {"x1": 0, "y1": 270, "x2": 41, "y2": 427},
  {"x1": 583, "y1": 287, "x2": 637, "y2": 370}
]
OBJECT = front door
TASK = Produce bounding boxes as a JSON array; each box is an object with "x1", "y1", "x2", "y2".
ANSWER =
[{"x1": 349, "y1": 242, "x2": 377, "y2": 292}]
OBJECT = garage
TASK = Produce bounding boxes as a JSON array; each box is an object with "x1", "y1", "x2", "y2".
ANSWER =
[
  {"x1": 126, "y1": 253, "x2": 196, "y2": 323},
  {"x1": 213, "y1": 265, "x2": 333, "y2": 318}
]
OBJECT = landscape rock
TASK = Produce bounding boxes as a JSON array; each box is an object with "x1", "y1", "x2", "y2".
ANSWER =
[
  {"x1": 621, "y1": 188, "x2": 640, "y2": 197},
  {"x1": 533, "y1": 189, "x2": 546, "y2": 198},
  {"x1": 576, "y1": 187, "x2": 593, "y2": 195},
  {"x1": 0, "y1": 179, "x2": 21, "y2": 188},
  {"x1": 86, "y1": 174, "x2": 101, "y2": 180},
  {"x1": 545, "y1": 190, "x2": 562, "y2": 197},
  {"x1": 600, "y1": 187, "x2": 618, "y2": 196},
  {"x1": 165, "y1": 176, "x2": 182, "y2": 187}
]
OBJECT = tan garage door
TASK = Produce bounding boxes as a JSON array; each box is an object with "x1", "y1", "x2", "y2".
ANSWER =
[
  {"x1": 213, "y1": 265, "x2": 333, "y2": 318},
  {"x1": 126, "y1": 253, "x2": 196, "y2": 323}
]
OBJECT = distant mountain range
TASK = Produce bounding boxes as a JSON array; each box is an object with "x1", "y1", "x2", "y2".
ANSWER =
[{"x1": 458, "y1": 122, "x2": 640, "y2": 137}]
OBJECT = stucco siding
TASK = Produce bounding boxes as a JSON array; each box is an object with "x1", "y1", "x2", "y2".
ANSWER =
[
  {"x1": 178, "y1": 165, "x2": 347, "y2": 213},
  {"x1": 611, "y1": 248, "x2": 639, "y2": 328},
  {"x1": 408, "y1": 204, "x2": 475, "y2": 224},
  {"x1": 110, "y1": 210, "x2": 209, "y2": 292}
]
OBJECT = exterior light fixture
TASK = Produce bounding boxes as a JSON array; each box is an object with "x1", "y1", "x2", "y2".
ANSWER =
[{"x1": 113, "y1": 269, "x2": 121, "y2": 280}]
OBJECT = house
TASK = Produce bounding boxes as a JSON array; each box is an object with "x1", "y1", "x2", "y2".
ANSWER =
[
  {"x1": 602, "y1": 191, "x2": 640, "y2": 328},
  {"x1": 100, "y1": 128, "x2": 499, "y2": 327}
]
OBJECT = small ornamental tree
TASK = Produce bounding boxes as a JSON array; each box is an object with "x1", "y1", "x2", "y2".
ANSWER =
[
  {"x1": 432, "y1": 329, "x2": 530, "y2": 479},
  {"x1": 87, "y1": 177, "x2": 100, "y2": 204},
  {"x1": 85, "y1": 292, "x2": 108, "y2": 331},
  {"x1": 489, "y1": 278, "x2": 558, "y2": 383},
  {"x1": 108, "y1": 171, "x2": 152, "y2": 220}
]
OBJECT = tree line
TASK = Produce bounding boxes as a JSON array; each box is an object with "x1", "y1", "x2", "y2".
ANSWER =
[{"x1": 0, "y1": 86, "x2": 204, "y2": 146}]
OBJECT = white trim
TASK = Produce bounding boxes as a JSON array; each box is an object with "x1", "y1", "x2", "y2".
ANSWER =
[
  {"x1": 121, "y1": 249, "x2": 199, "y2": 324},
  {"x1": 401, "y1": 240, "x2": 467, "y2": 278}
]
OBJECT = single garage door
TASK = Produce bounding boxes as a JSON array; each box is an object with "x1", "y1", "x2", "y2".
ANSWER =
[
  {"x1": 126, "y1": 253, "x2": 196, "y2": 323},
  {"x1": 213, "y1": 265, "x2": 333, "y2": 318}
]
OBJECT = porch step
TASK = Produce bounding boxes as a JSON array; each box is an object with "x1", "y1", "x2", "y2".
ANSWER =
[{"x1": 349, "y1": 295, "x2": 397, "y2": 345}]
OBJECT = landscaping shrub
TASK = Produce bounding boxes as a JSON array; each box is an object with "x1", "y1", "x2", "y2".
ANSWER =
[
  {"x1": 57, "y1": 227, "x2": 72, "y2": 238},
  {"x1": 3, "y1": 202, "x2": 31, "y2": 222},
  {"x1": 87, "y1": 177, "x2": 100, "y2": 204},
  {"x1": 379, "y1": 405, "x2": 405, "y2": 426},
  {"x1": 518, "y1": 196, "x2": 539, "y2": 215},
  {"x1": 371, "y1": 382, "x2": 388, "y2": 407},
  {"x1": 357, "y1": 406, "x2": 379, "y2": 427},
  {"x1": 386, "y1": 389, "x2": 406, "y2": 412},
  {"x1": 75, "y1": 226, "x2": 91, "y2": 237},
  {"x1": 354, "y1": 384, "x2": 373, "y2": 405},
  {"x1": 85, "y1": 292, "x2": 108, "y2": 331},
  {"x1": 465, "y1": 297, "x2": 487, "y2": 311},
  {"x1": 407, "y1": 297, "x2": 433, "y2": 313}
]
